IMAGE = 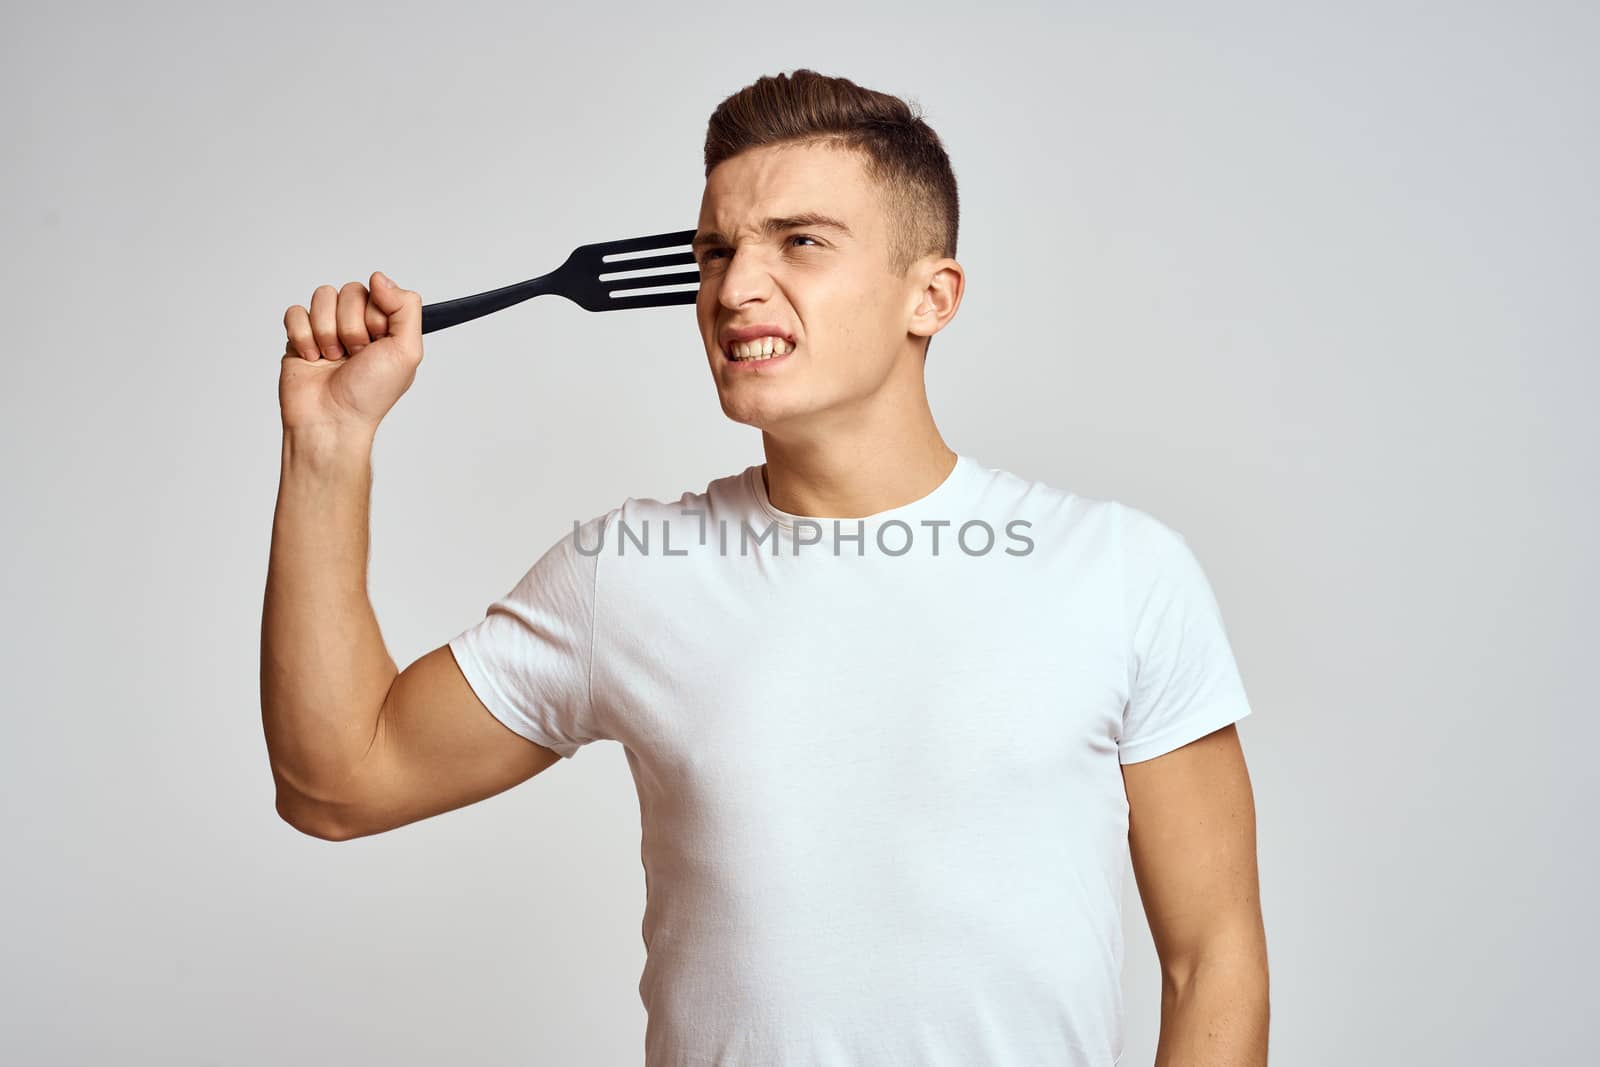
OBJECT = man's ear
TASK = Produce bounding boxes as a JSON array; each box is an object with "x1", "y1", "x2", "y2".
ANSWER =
[{"x1": 907, "y1": 257, "x2": 964, "y2": 345}]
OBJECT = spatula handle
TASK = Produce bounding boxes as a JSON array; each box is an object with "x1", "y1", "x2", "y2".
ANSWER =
[{"x1": 420, "y1": 272, "x2": 559, "y2": 334}]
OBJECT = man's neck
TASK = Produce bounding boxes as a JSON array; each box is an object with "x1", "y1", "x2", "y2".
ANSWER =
[{"x1": 758, "y1": 431, "x2": 958, "y2": 520}]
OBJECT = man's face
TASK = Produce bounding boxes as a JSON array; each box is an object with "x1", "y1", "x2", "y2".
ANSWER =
[{"x1": 693, "y1": 142, "x2": 930, "y2": 434}]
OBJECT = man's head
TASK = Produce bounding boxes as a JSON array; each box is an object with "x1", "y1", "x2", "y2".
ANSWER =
[{"x1": 693, "y1": 69, "x2": 963, "y2": 438}]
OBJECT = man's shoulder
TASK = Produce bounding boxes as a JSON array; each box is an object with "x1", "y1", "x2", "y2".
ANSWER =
[
  {"x1": 968, "y1": 457, "x2": 1114, "y2": 531},
  {"x1": 559, "y1": 464, "x2": 762, "y2": 564},
  {"x1": 612, "y1": 463, "x2": 753, "y2": 521}
]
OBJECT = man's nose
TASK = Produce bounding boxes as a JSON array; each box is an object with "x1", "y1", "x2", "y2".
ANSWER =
[{"x1": 716, "y1": 249, "x2": 775, "y2": 309}]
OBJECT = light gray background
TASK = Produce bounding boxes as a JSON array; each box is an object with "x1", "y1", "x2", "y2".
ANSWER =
[{"x1": 2, "y1": 1, "x2": 1594, "y2": 1063}]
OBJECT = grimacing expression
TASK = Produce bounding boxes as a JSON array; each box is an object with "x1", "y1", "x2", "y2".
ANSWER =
[{"x1": 693, "y1": 142, "x2": 937, "y2": 433}]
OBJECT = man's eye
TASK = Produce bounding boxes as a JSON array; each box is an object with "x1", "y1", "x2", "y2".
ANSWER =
[{"x1": 700, "y1": 235, "x2": 820, "y2": 264}]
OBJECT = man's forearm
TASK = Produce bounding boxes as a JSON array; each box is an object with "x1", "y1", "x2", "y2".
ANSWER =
[
  {"x1": 260, "y1": 426, "x2": 398, "y2": 813},
  {"x1": 1153, "y1": 951, "x2": 1270, "y2": 1066}
]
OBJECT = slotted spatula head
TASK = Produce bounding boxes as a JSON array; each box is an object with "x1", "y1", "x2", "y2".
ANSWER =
[{"x1": 420, "y1": 228, "x2": 701, "y2": 334}]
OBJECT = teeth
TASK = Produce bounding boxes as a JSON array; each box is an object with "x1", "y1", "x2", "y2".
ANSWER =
[{"x1": 730, "y1": 336, "x2": 791, "y2": 360}]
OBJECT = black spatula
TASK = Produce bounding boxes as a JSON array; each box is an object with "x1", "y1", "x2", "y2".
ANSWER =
[{"x1": 419, "y1": 228, "x2": 701, "y2": 334}]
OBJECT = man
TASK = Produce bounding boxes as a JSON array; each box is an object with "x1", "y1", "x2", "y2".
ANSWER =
[{"x1": 264, "y1": 69, "x2": 1269, "y2": 1066}]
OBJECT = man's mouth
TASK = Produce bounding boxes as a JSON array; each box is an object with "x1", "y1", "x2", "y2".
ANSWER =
[{"x1": 725, "y1": 335, "x2": 795, "y2": 362}]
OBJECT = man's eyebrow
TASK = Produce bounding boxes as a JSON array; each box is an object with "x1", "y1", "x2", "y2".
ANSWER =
[{"x1": 691, "y1": 212, "x2": 854, "y2": 250}]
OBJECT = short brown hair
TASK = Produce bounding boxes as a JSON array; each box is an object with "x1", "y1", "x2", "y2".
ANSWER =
[{"x1": 704, "y1": 69, "x2": 960, "y2": 353}]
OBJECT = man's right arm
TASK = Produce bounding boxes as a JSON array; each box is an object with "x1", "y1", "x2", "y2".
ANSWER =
[{"x1": 261, "y1": 426, "x2": 562, "y2": 841}]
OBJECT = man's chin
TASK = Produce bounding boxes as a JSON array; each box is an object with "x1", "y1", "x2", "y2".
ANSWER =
[{"x1": 717, "y1": 394, "x2": 811, "y2": 433}]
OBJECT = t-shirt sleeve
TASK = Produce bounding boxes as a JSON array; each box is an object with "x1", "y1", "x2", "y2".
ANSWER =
[
  {"x1": 1115, "y1": 502, "x2": 1254, "y2": 765},
  {"x1": 447, "y1": 509, "x2": 613, "y2": 760}
]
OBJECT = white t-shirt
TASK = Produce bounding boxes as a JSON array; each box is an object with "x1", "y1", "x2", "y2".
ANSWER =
[{"x1": 448, "y1": 453, "x2": 1253, "y2": 1066}]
